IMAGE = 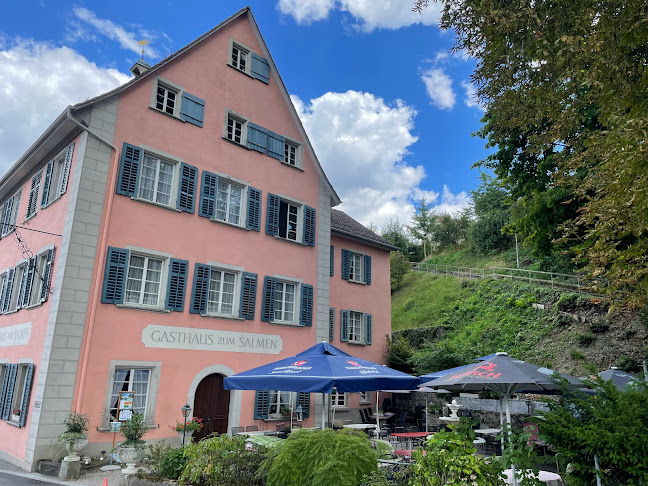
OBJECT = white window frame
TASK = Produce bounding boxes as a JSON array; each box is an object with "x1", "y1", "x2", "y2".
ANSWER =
[
  {"x1": 359, "y1": 392, "x2": 372, "y2": 404},
  {"x1": 118, "y1": 246, "x2": 172, "y2": 312},
  {"x1": 26, "y1": 244, "x2": 54, "y2": 308},
  {"x1": 131, "y1": 145, "x2": 182, "y2": 211},
  {"x1": 349, "y1": 251, "x2": 365, "y2": 283},
  {"x1": 101, "y1": 360, "x2": 161, "y2": 428},
  {"x1": 204, "y1": 261, "x2": 244, "y2": 318},
  {"x1": 282, "y1": 136, "x2": 303, "y2": 169},
  {"x1": 330, "y1": 388, "x2": 349, "y2": 410},
  {"x1": 150, "y1": 76, "x2": 185, "y2": 120},
  {"x1": 1, "y1": 189, "x2": 22, "y2": 238},
  {"x1": 215, "y1": 177, "x2": 247, "y2": 227},
  {"x1": 8, "y1": 362, "x2": 30, "y2": 423},
  {"x1": 268, "y1": 391, "x2": 295, "y2": 416},
  {"x1": 227, "y1": 38, "x2": 253, "y2": 76},
  {"x1": 42, "y1": 148, "x2": 68, "y2": 208},
  {"x1": 25, "y1": 171, "x2": 42, "y2": 221},
  {"x1": 223, "y1": 109, "x2": 249, "y2": 146},
  {"x1": 7, "y1": 260, "x2": 27, "y2": 313},
  {"x1": 348, "y1": 310, "x2": 365, "y2": 344},
  {"x1": 274, "y1": 194, "x2": 305, "y2": 243},
  {"x1": 271, "y1": 274, "x2": 302, "y2": 326}
]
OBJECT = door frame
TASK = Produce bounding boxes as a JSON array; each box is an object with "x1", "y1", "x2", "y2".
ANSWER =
[{"x1": 187, "y1": 365, "x2": 241, "y2": 435}]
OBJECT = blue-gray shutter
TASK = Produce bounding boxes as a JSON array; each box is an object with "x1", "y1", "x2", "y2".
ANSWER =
[
  {"x1": 364, "y1": 255, "x2": 372, "y2": 285},
  {"x1": 365, "y1": 314, "x2": 373, "y2": 345},
  {"x1": 254, "y1": 391, "x2": 269, "y2": 419},
  {"x1": 40, "y1": 247, "x2": 55, "y2": 302},
  {"x1": 251, "y1": 54, "x2": 270, "y2": 84},
  {"x1": 16, "y1": 263, "x2": 29, "y2": 310},
  {"x1": 18, "y1": 363, "x2": 34, "y2": 427},
  {"x1": 165, "y1": 259, "x2": 188, "y2": 312},
  {"x1": 340, "y1": 310, "x2": 350, "y2": 342},
  {"x1": 58, "y1": 143, "x2": 74, "y2": 196},
  {"x1": 116, "y1": 143, "x2": 142, "y2": 197},
  {"x1": 0, "y1": 202, "x2": 5, "y2": 237},
  {"x1": 2, "y1": 364, "x2": 18, "y2": 421},
  {"x1": 101, "y1": 247, "x2": 129, "y2": 304},
  {"x1": 329, "y1": 308, "x2": 335, "y2": 342},
  {"x1": 266, "y1": 194, "x2": 280, "y2": 236},
  {"x1": 247, "y1": 123, "x2": 268, "y2": 153},
  {"x1": 298, "y1": 392, "x2": 310, "y2": 419},
  {"x1": 1, "y1": 268, "x2": 15, "y2": 313},
  {"x1": 330, "y1": 245, "x2": 334, "y2": 276},
  {"x1": 26, "y1": 172, "x2": 42, "y2": 219},
  {"x1": 261, "y1": 276, "x2": 276, "y2": 322},
  {"x1": 0, "y1": 271, "x2": 8, "y2": 313},
  {"x1": 19, "y1": 258, "x2": 36, "y2": 308},
  {"x1": 300, "y1": 284, "x2": 313, "y2": 327},
  {"x1": 0, "y1": 366, "x2": 10, "y2": 416},
  {"x1": 180, "y1": 92, "x2": 205, "y2": 127},
  {"x1": 40, "y1": 159, "x2": 54, "y2": 207},
  {"x1": 177, "y1": 163, "x2": 198, "y2": 213},
  {"x1": 341, "y1": 249, "x2": 351, "y2": 280},
  {"x1": 1, "y1": 198, "x2": 14, "y2": 237},
  {"x1": 303, "y1": 206, "x2": 316, "y2": 247},
  {"x1": 267, "y1": 131, "x2": 284, "y2": 160},
  {"x1": 239, "y1": 272, "x2": 257, "y2": 320},
  {"x1": 199, "y1": 171, "x2": 218, "y2": 218},
  {"x1": 246, "y1": 187, "x2": 261, "y2": 231},
  {"x1": 189, "y1": 263, "x2": 211, "y2": 314}
]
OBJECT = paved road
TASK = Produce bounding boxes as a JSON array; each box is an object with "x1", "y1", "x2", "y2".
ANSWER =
[{"x1": 0, "y1": 471, "x2": 67, "y2": 485}]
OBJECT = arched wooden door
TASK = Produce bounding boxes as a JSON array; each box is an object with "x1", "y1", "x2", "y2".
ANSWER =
[{"x1": 192, "y1": 373, "x2": 230, "y2": 440}]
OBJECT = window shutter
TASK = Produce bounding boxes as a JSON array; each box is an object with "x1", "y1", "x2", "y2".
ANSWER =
[
  {"x1": 251, "y1": 54, "x2": 270, "y2": 84},
  {"x1": 341, "y1": 249, "x2": 351, "y2": 280},
  {"x1": 26, "y1": 172, "x2": 42, "y2": 218},
  {"x1": 40, "y1": 247, "x2": 56, "y2": 303},
  {"x1": 41, "y1": 159, "x2": 54, "y2": 207},
  {"x1": 298, "y1": 392, "x2": 310, "y2": 418},
  {"x1": 239, "y1": 272, "x2": 257, "y2": 320},
  {"x1": 303, "y1": 206, "x2": 316, "y2": 247},
  {"x1": 340, "y1": 310, "x2": 350, "y2": 342},
  {"x1": 199, "y1": 171, "x2": 218, "y2": 219},
  {"x1": 265, "y1": 194, "x2": 280, "y2": 236},
  {"x1": 365, "y1": 314, "x2": 372, "y2": 345},
  {"x1": 1, "y1": 268, "x2": 15, "y2": 313},
  {"x1": 16, "y1": 264, "x2": 29, "y2": 310},
  {"x1": 0, "y1": 202, "x2": 5, "y2": 237},
  {"x1": 165, "y1": 258, "x2": 188, "y2": 312},
  {"x1": 58, "y1": 143, "x2": 74, "y2": 196},
  {"x1": 18, "y1": 363, "x2": 34, "y2": 427},
  {"x1": 247, "y1": 123, "x2": 268, "y2": 153},
  {"x1": 329, "y1": 308, "x2": 335, "y2": 342},
  {"x1": 101, "y1": 247, "x2": 128, "y2": 304},
  {"x1": 267, "y1": 131, "x2": 284, "y2": 160},
  {"x1": 177, "y1": 163, "x2": 198, "y2": 213},
  {"x1": 180, "y1": 92, "x2": 205, "y2": 127},
  {"x1": 300, "y1": 284, "x2": 313, "y2": 327},
  {"x1": 246, "y1": 187, "x2": 261, "y2": 231},
  {"x1": 21, "y1": 258, "x2": 36, "y2": 308},
  {"x1": 254, "y1": 390, "x2": 269, "y2": 419},
  {"x1": 1, "y1": 364, "x2": 18, "y2": 421},
  {"x1": 364, "y1": 255, "x2": 372, "y2": 284},
  {"x1": 1, "y1": 197, "x2": 14, "y2": 237},
  {"x1": 330, "y1": 245, "x2": 334, "y2": 276},
  {"x1": 0, "y1": 366, "x2": 11, "y2": 414},
  {"x1": 116, "y1": 143, "x2": 142, "y2": 196},
  {"x1": 7, "y1": 190, "x2": 21, "y2": 235},
  {"x1": 0, "y1": 272, "x2": 9, "y2": 313},
  {"x1": 260, "y1": 276, "x2": 276, "y2": 322},
  {"x1": 189, "y1": 263, "x2": 211, "y2": 314}
]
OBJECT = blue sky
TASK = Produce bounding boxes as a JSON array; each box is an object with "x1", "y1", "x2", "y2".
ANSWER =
[{"x1": 0, "y1": 1, "x2": 490, "y2": 229}]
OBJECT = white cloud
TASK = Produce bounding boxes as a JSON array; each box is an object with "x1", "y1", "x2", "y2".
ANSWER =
[
  {"x1": 461, "y1": 80, "x2": 484, "y2": 111},
  {"x1": 278, "y1": 0, "x2": 442, "y2": 31},
  {"x1": 0, "y1": 39, "x2": 130, "y2": 176},
  {"x1": 433, "y1": 185, "x2": 471, "y2": 215},
  {"x1": 73, "y1": 7, "x2": 159, "y2": 58},
  {"x1": 421, "y1": 67, "x2": 455, "y2": 110}
]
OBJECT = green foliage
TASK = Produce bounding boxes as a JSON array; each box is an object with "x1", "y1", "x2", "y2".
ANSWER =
[
  {"x1": 261, "y1": 428, "x2": 377, "y2": 486},
  {"x1": 381, "y1": 219, "x2": 411, "y2": 256},
  {"x1": 143, "y1": 441, "x2": 173, "y2": 479},
  {"x1": 575, "y1": 334, "x2": 594, "y2": 347},
  {"x1": 390, "y1": 252, "x2": 411, "y2": 293},
  {"x1": 63, "y1": 412, "x2": 89, "y2": 434},
  {"x1": 615, "y1": 356, "x2": 639, "y2": 372},
  {"x1": 181, "y1": 434, "x2": 267, "y2": 486},
  {"x1": 409, "y1": 198, "x2": 433, "y2": 243},
  {"x1": 386, "y1": 335, "x2": 414, "y2": 374},
  {"x1": 159, "y1": 447, "x2": 187, "y2": 480},
  {"x1": 411, "y1": 341, "x2": 467, "y2": 375},
  {"x1": 428, "y1": 211, "x2": 471, "y2": 252},
  {"x1": 499, "y1": 425, "x2": 545, "y2": 486},
  {"x1": 570, "y1": 350, "x2": 587, "y2": 361},
  {"x1": 120, "y1": 413, "x2": 148, "y2": 447},
  {"x1": 536, "y1": 378, "x2": 648, "y2": 485},
  {"x1": 359, "y1": 467, "x2": 410, "y2": 486},
  {"x1": 409, "y1": 419, "x2": 504, "y2": 485},
  {"x1": 469, "y1": 173, "x2": 513, "y2": 254},
  {"x1": 590, "y1": 318, "x2": 610, "y2": 334}
]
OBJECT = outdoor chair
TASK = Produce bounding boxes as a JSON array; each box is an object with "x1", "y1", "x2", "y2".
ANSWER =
[
  {"x1": 417, "y1": 419, "x2": 426, "y2": 432},
  {"x1": 359, "y1": 409, "x2": 371, "y2": 424},
  {"x1": 231, "y1": 426, "x2": 244, "y2": 435},
  {"x1": 246, "y1": 425, "x2": 259, "y2": 432},
  {"x1": 276, "y1": 423, "x2": 288, "y2": 439},
  {"x1": 378, "y1": 426, "x2": 392, "y2": 442},
  {"x1": 394, "y1": 426, "x2": 407, "y2": 447}
]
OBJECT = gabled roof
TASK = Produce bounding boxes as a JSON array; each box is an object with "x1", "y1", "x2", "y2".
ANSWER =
[
  {"x1": 331, "y1": 209, "x2": 397, "y2": 251},
  {"x1": 71, "y1": 7, "x2": 340, "y2": 206}
]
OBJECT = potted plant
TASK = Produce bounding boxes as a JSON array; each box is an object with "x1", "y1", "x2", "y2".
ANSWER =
[
  {"x1": 57, "y1": 412, "x2": 90, "y2": 459},
  {"x1": 118, "y1": 413, "x2": 149, "y2": 475},
  {"x1": 171, "y1": 416, "x2": 204, "y2": 441},
  {"x1": 10, "y1": 409, "x2": 20, "y2": 422},
  {"x1": 280, "y1": 407, "x2": 292, "y2": 417}
]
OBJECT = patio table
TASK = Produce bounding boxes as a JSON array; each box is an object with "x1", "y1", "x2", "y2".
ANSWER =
[
  {"x1": 343, "y1": 423, "x2": 377, "y2": 430},
  {"x1": 236, "y1": 430, "x2": 268, "y2": 436},
  {"x1": 244, "y1": 435, "x2": 283, "y2": 448},
  {"x1": 503, "y1": 469, "x2": 563, "y2": 486},
  {"x1": 474, "y1": 428, "x2": 501, "y2": 435},
  {"x1": 391, "y1": 431, "x2": 429, "y2": 449},
  {"x1": 370, "y1": 412, "x2": 394, "y2": 420},
  {"x1": 394, "y1": 449, "x2": 427, "y2": 458}
]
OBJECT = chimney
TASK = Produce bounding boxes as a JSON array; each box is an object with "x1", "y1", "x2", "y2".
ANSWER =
[{"x1": 130, "y1": 59, "x2": 151, "y2": 76}]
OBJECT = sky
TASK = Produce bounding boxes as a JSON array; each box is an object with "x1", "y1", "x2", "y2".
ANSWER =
[{"x1": 0, "y1": 1, "x2": 491, "y2": 230}]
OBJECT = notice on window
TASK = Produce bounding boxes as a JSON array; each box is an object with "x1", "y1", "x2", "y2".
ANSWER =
[
  {"x1": 118, "y1": 391, "x2": 134, "y2": 421},
  {"x1": 0, "y1": 322, "x2": 31, "y2": 347},
  {"x1": 141, "y1": 324, "x2": 283, "y2": 354},
  {"x1": 118, "y1": 410, "x2": 133, "y2": 421}
]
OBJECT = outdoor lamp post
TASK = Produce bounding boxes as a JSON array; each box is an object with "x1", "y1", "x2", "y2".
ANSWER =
[
  {"x1": 295, "y1": 405, "x2": 303, "y2": 424},
  {"x1": 181, "y1": 403, "x2": 191, "y2": 446}
]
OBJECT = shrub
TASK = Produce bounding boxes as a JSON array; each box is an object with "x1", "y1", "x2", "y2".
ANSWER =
[
  {"x1": 120, "y1": 413, "x2": 148, "y2": 447},
  {"x1": 261, "y1": 428, "x2": 377, "y2": 486},
  {"x1": 386, "y1": 335, "x2": 415, "y2": 374},
  {"x1": 615, "y1": 356, "x2": 639, "y2": 372},
  {"x1": 360, "y1": 467, "x2": 410, "y2": 486},
  {"x1": 570, "y1": 350, "x2": 587, "y2": 361},
  {"x1": 575, "y1": 333, "x2": 595, "y2": 347},
  {"x1": 412, "y1": 342, "x2": 466, "y2": 376},
  {"x1": 590, "y1": 318, "x2": 610, "y2": 333},
  {"x1": 181, "y1": 434, "x2": 266, "y2": 486},
  {"x1": 159, "y1": 447, "x2": 187, "y2": 480},
  {"x1": 552, "y1": 313, "x2": 573, "y2": 328},
  {"x1": 390, "y1": 251, "x2": 411, "y2": 293},
  {"x1": 57, "y1": 412, "x2": 90, "y2": 451},
  {"x1": 143, "y1": 441, "x2": 173, "y2": 478}
]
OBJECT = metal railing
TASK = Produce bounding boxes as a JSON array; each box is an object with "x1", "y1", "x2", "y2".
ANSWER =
[{"x1": 411, "y1": 262, "x2": 585, "y2": 293}]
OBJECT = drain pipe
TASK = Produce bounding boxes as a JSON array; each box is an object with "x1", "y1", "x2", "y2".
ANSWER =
[{"x1": 65, "y1": 105, "x2": 121, "y2": 413}]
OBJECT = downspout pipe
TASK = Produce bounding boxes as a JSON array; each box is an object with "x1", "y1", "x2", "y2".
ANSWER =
[{"x1": 65, "y1": 105, "x2": 121, "y2": 413}]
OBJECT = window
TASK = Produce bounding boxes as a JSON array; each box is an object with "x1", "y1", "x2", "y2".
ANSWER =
[
  {"x1": 125, "y1": 254, "x2": 164, "y2": 307},
  {"x1": 216, "y1": 180, "x2": 243, "y2": 225},
  {"x1": 341, "y1": 249, "x2": 371, "y2": 285},
  {"x1": 266, "y1": 194, "x2": 316, "y2": 246},
  {"x1": 230, "y1": 43, "x2": 249, "y2": 73},
  {"x1": 207, "y1": 268, "x2": 237, "y2": 315},
  {"x1": 269, "y1": 391, "x2": 291, "y2": 415},
  {"x1": 331, "y1": 389, "x2": 348, "y2": 409},
  {"x1": 150, "y1": 77, "x2": 205, "y2": 127},
  {"x1": 1, "y1": 363, "x2": 34, "y2": 426},
  {"x1": 6, "y1": 262, "x2": 27, "y2": 313},
  {"x1": 261, "y1": 276, "x2": 313, "y2": 326},
  {"x1": 190, "y1": 263, "x2": 256, "y2": 319},
  {"x1": 0, "y1": 189, "x2": 22, "y2": 238},
  {"x1": 155, "y1": 83, "x2": 178, "y2": 116},
  {"x1": 29, "y1": 252, "x2": 49, "y2": 306},
  {"x1": 0, "y1": 247, "x2": 54, "y2": 314},
  {"x1": 25, "y1": 171, "x2": 42, "y2": 220},
  {"x1": 340, "y1": 310, "x2": 372, "y2": 345},
  {"x1": 283, "y1": 138, "x2": 302, "y2": 168},
  {"x1": 41, "y1": 143, "x2": 74, "y2": 208},
  {"x1": 108, "y1": 368, "x2": 150, "y2": 422},
  {"x1": 360, "y1": 392, "x2": 372, "y2": 404},
  {"x1": 199, "y1": 171, "x2": 261, "y2": 231},
  {"x1": 224, "y1": 111, "x2": 247, "y2": 145},
  {"x1": 228, "y1": 38, "x2": 270, "y2": 84},
  {"x1": 9, "y1": 365, "x2": 29, "y2": 419},
  {"x1": 329, "y1": 307, "x2": 335, "y2": 342},
  {"x1": 254, "y1": 391, "x2": 310, "y2": 420},
  {"x1": 274, "y1": 281, "x2": 296, "y2": 323},
  {"x1": 116, "y1": 143, "x2": 198, "y2": 214}
]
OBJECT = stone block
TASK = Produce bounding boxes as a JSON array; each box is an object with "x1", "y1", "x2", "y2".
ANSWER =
[
  {"x1": 59, "y1": 457, "x2": 81, "y2": 481},
  {"x1": 38, "y1": 459, "x2": 60, "y2": 477}
]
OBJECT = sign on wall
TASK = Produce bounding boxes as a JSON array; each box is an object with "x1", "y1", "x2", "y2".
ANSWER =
[
  {"x1": 0, "y1": 322, "x2": 31, "y2": 347},
  {"x1": 141, "y1": 325, "x2": 283, "y2": 354}
]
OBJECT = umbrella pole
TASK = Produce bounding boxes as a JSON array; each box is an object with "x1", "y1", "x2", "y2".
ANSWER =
[
  {"x1": 499, "y1": 397, "x2": 505, "y2": 455},
  {"x1": 504, "y1": 392, "x2": 519, "y2": 486},
  {"x1": 425, "y1": 394, "x2": 428, "y2": 433},
  {"x1": 321, "y1": 394, "x2": 326, "y2": 430},
  {"x1": 376, "y1": 391, "x2": 380, "y2": 434},
  {"x1": 290, "y1": 392, "x2": 294, "y2": 430}
]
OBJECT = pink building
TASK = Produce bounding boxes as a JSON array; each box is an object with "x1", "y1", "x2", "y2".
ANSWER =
[{"x1": 0, "y1": 7, "x2": 395, "y2": 470}]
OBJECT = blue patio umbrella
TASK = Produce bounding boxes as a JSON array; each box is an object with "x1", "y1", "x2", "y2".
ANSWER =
[
  {"x1": 224, "y1": 342, "x2": 420, "y2": 429},
  {"x1": 418, "y1": 354, "x2": 498, "y2": 382}
]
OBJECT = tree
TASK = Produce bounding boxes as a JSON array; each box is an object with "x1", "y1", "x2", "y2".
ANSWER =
[
  {"x1": 381, "y1": 219, "x2": 410, "y2": 255},
  {"x1": 414, "y1": 0, "x2": 648, "y2": 307},
  {"x1": 468, "y1": 173, "x2": 513, "y2": 254},
  {"x1": 410, "y1": 198, "x2": 434, "y2": 259},
  {"x1": 428, "y1": 210, "x2": 470, "y2": 251},
  {"x1": 390, "y1": 251, "x2": 411, "y2": 293}
]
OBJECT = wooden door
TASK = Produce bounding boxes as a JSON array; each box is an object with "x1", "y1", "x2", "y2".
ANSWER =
[{"x1": 192, "y1": 373, "x2": 230, "y2": 440}]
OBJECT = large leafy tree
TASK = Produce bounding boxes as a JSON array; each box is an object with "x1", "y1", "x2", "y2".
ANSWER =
[
  {"x1": 414, "y1": 0, "x2": 648, "y2": 307},
  {"x1": 468, "y1": 173, "x2": 513, "y2": 254}
]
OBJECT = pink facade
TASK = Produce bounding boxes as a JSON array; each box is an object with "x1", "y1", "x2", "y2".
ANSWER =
[{"x1": 0, "y1": 8, "x2": 395, "y2": 470}]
